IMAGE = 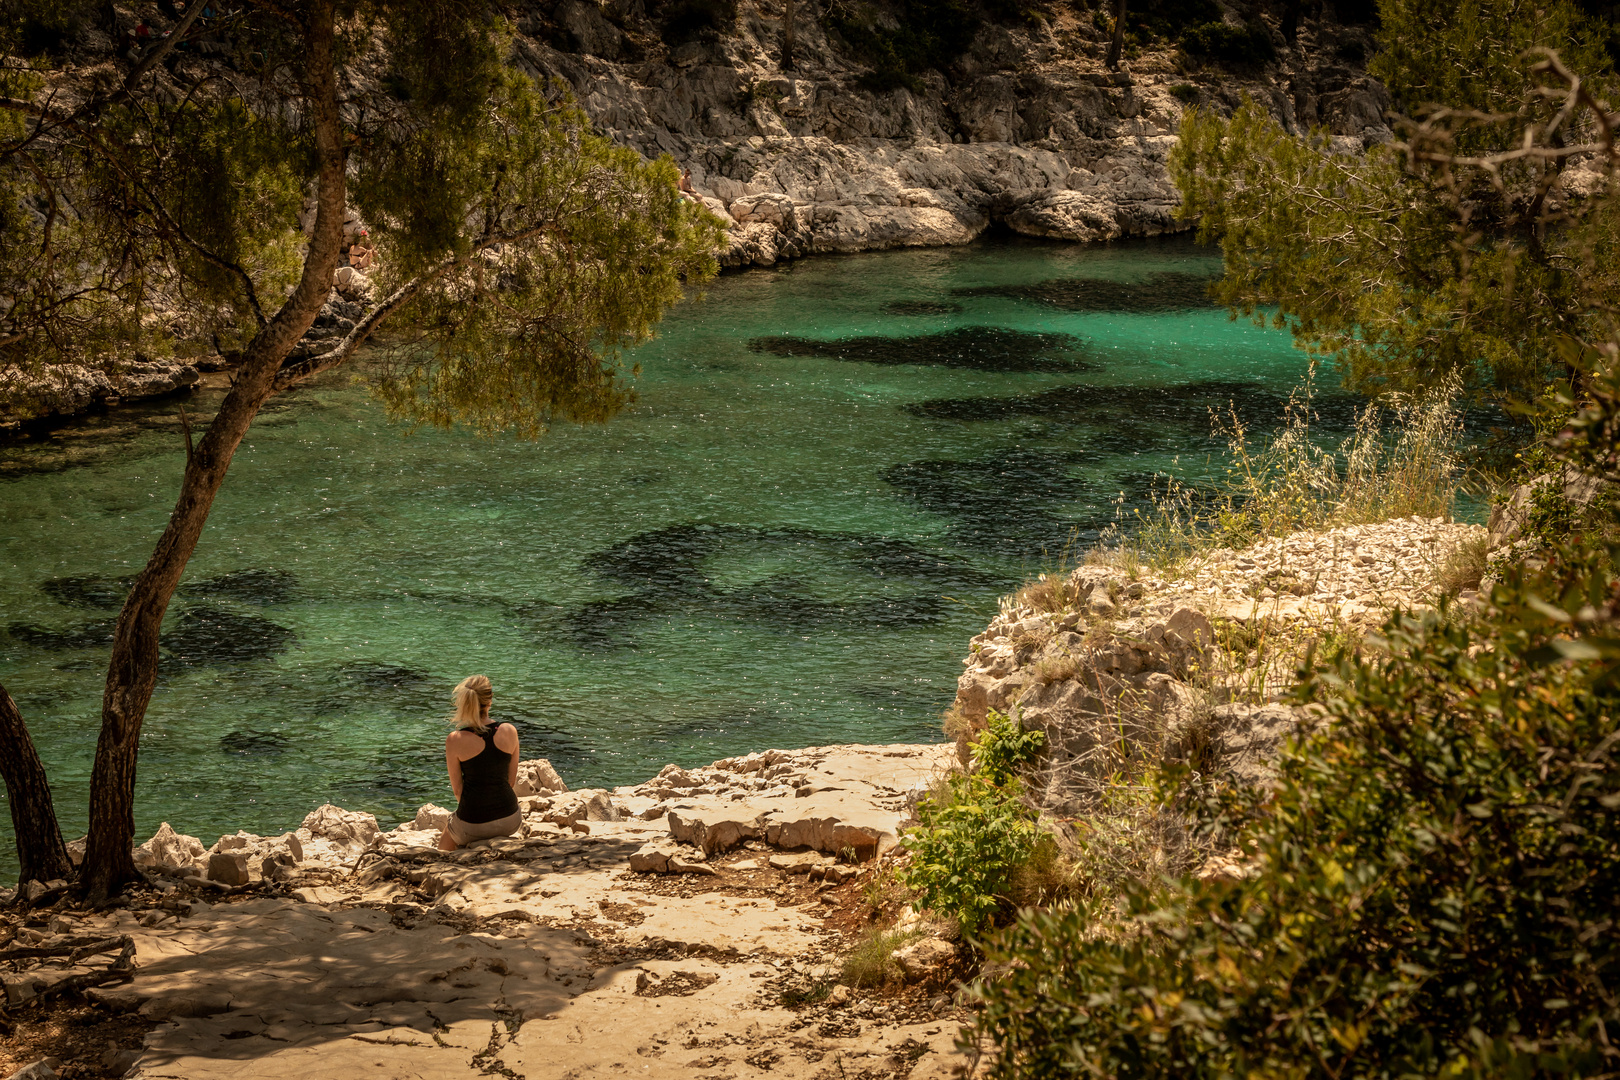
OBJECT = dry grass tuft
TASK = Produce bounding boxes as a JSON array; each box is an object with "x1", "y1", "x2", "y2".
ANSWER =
[
  {"x1": 1096, "y1": 368, "x2": 1467, "y2": 572},
  {"x1": 1434, "y1": 532, "x2": 1488, "y2": 597},
  {"x1": 1015, "y1": 571, "x2": 1083, "y2": 615},
  {"x1": 1012, "y1": 531, "x2": 1089, "y2": 614},
  {"x1": 1032, "y1": 653, "x2": 1083, "y2": 687},
  {"x1": 840, "y1": 926, "x2": 923, "y2": 988}
]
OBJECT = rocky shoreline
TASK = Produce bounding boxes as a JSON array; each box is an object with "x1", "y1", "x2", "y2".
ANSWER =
[
  {"x1": 2, "y1": 744, "x2": 969, "y2": 1080},
  {"x1": 948, "y1": 515, "x2": 1484, "y2": 814},
  {"x1": 6, "y1": 0, "x2": 1397, "y2": 429}
]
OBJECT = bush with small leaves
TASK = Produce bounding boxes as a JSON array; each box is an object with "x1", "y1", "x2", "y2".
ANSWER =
[
  {"x1": 901, "y1": 775, "x2": 1039, "y2": 936},
  {"x1": 1179, "y1": 21, "x2": 1276, "y2": 66},
  {"x1": 970, "y1": 709, "x2": 1046, "y2": 786},
  {"x1": 971, "y1": 543, "x2": 1620, "y2": 1077},
  {"x1": 901, "y1": 711, "x2": 1047, "y2": 934}
]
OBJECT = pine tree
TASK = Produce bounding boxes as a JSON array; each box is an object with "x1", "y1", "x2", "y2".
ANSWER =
[
  {"x1": 0, "y1": 0, "x2": 724, "y2": 900},
  {"x1": 1168, "y1": 0, "x2": 1618, "y2": 415}
]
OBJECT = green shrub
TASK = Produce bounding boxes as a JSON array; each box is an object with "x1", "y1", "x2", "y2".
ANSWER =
[
  {"x1": 902, "y1": 774, "x2": 1039, "y2": 935},
  {"x1": 13, "y1": 4, "x2": 84, "y2": 57},
  {"x1": 1126, "y1": 0, "x2": 1222, "y2": 42},
  {"x1": 902, "y1": 711, "x2": 1047, "y2": 934},
  {"x1": 1168, "y1": 82, "x2": 1201, "y2": 104},
  {"x1": 970, "y1": 709, "x2": 1045, "y2": 785},
  {"x1": 972, "y1": 544, "x2": 1620, "y2": 1077},
  {"x1": 1179, "y1": 21, "x2": 1277, "y2": 66}
]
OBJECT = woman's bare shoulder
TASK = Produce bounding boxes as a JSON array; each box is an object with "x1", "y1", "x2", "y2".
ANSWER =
[{"x1": 493, "y1": 722, "x2": 519, "y2": 750}]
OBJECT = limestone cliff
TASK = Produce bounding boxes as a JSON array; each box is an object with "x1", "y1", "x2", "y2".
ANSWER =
[
  {"x1": 949, "y1": 516, "x2": 1484, "y2": 815},
  {"x1": 511, "y1": 0, "x2": 1394, "y2": 265}
]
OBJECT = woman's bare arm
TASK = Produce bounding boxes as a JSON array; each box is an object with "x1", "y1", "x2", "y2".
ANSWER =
[{"x1": 445, "y1": 735, "x2": 463, "y2": 801}]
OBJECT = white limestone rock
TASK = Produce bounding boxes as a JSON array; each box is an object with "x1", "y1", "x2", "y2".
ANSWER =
[
  {"x1": 893, "y1": 938, "x2": 956, "y2": 981},
  {"x1": 583, "y1": 791, "x2": 624, "y2": 822},
  {"x1": 134, "y1": 823, "x2": 206, "y2": 873},
  {"x1": 513, "y1": 758, "x2": 568, "y2": 796},
  {"x1": 299, "y1": 804, "x2": 380, "y2": 863},
  {"x1": 411, "y1": 803, "x2": 453, "y2": 833},
  {"x1": 206, "y1": 852, "x2": 250, "y2": 887},
  {"x1": 6, "y1": 1059, "x2": 60, "y2": 1080},
  {"x1": 628, "y1": 842, "x2": 716, "y2": 875}
]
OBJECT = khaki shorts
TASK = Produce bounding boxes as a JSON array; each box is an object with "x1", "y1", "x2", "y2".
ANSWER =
[{"x1": 446, "y1": 810, "x2": 521, "y2": 846}]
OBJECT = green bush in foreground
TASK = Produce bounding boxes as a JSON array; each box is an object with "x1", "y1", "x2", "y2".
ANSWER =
[
  {"x1": 902, "y1": 712, "x2": 1045, "y2": 934},
  {"x1": 973, "y1": 546, "x2": 1620, "y2": 1077}
]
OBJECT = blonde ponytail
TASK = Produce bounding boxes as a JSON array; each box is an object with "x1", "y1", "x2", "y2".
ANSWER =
[{"x1": 449, "y1": 674, "x2": 493, "y2": 732}]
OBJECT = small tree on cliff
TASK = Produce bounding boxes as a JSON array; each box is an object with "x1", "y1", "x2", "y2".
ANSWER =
[{"x1": 0, "y1": 0, "x2": 724, "y2": 900}]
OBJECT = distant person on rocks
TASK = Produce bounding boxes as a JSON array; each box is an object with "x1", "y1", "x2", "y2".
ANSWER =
[
  {"x1": 439, "y1": 674, "x2": 521, "y2": 851},
  {"x1": 349, "y1": 232, "x2": 375, "y2": 272}
]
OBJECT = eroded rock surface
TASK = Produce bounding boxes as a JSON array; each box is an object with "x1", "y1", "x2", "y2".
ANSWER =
[
  {"x1": 0, "y1": 361, "x2": 201, "y2": 431},
  {"x1": 516, "y1": 5, "x2": 1396, "y2": 268},
  {"x1": 952, "y1": 516, "x2": 1485, "y2": 809}
]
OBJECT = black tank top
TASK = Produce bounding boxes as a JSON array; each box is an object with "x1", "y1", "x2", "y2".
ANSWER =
[{"x1": 455, "y1": 722, "x2": 520, "y2": 824}]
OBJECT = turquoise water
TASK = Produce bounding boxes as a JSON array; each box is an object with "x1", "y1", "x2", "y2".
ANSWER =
[{"x1": 0, "y1": 235, "x2": 1331, "y2": 864}]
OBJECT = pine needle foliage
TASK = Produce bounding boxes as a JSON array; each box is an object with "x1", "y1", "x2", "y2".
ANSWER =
[
  {"x1": 0, "y1": 1, "x2": 725, "y2": 430},
  {"x1": 1170, "y1": 100, "x2": 1615, "y2": 411},
  {"x1": 359, "y1": 77, "x2": 725, "y2": 437},
  {"x1": 1371, "y1": 0, "x2": 1610, "y2": 123},
  {"x1": 1169, "y1": 0, "x2": 1620, "y2": 418}
]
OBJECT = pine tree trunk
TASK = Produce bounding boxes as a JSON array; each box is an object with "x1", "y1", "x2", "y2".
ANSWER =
[
  {"x1": 77, "y1": 0, "x2": 350, "y2": 903},
  {"x1": 781, "y1": 0, "x2": 795, "y2": 71},
  {"x1": 0, "y1": 683, "x2": 72, "y2": 889},
  {"x1": 1106, "y1": 0, "x2": 1127, "y2": 70}
]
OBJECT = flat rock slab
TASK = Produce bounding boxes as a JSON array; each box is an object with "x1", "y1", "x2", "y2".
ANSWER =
[
  {"x1": 667, "y1": 791, "x2": 904, "y2": 860},
  {"x1": 619, "y1": 894, "x2": 821, "y2": 956},
  {"x1": 659, "y1": 742, "x2": 954, "y2": 860}
]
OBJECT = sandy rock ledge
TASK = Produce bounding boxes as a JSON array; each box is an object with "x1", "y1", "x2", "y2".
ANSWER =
[{"x1": 33, "y1": 743, "x2": 963, "y2": 1080}]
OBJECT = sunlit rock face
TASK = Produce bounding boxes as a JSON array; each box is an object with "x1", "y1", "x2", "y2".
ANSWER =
[{"x1": 510, "y1": 1, "x2": 1393, "y2": 266}]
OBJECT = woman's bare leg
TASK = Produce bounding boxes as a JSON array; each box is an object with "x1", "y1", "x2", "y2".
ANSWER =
[{"x1": 437, "y1": 828, "x2": 458, "y2": 852}]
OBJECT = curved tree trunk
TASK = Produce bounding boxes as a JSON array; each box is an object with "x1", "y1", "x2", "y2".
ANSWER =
[
  {"x1": 1106, "y1": 0, "x2": 1127, "y2": 70},
  {"x1": 78, "y1": 0, "x2": 349, "y2": 903},
  {"x1": 0, "y1": 683, "x2": 72, "y2": 889}
]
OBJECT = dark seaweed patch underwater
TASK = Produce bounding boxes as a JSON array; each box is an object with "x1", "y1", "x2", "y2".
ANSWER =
[
  {"x1": 954, "y1": 270, "x2": 1217, "y2": 312},
  {"x1": 747, "y1": 326, "x2": 1090, "y2": 372},
  {"x1": 564, "y1": 523, "x2": 991, "y2": 648}
]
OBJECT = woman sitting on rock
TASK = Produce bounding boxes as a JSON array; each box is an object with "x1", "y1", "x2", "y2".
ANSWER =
[{"x1": 439, "y1": 674, "x2": 521, "y2": 851}]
